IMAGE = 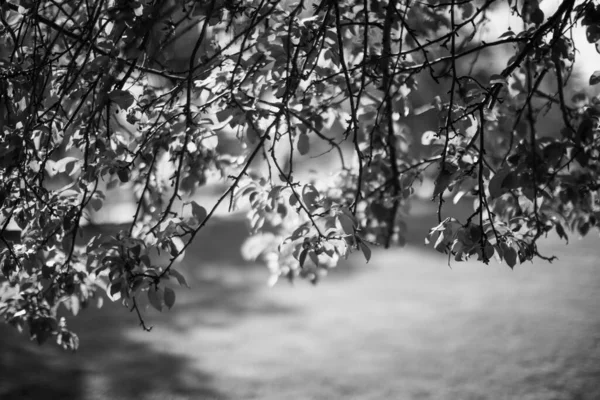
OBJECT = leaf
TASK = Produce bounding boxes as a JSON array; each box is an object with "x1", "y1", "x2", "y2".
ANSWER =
[
  {"x1": 54, "y1": 157, "x2": 80, "y2": 176},
  {"x1": 140, "y1": 255, "x2": 151, "y2": 267},
  {"x1": 337, "y1": 214, "x2": 355, "y2": 235},
  {"x1": 169, "y1": 268, "x2": 189, "y2": 288},
  {"x1": 433, "y1": 169, "x2": 452, "y2": 198},
  {"x1": 89, "y1": 194, "x2": 103, "y2": 212},
  {"x1": 501, "y1": 242, "x2": 517, "y2": 269},
  {"x1": 186, "y1": 141, "x2": 198, "y2": 153},
  {"x1": 200, "y1": 133, "x2": 218, "y2": 150},
  {"x1": 577, "y1": 117, "x2": 595, "y2": 144},
  {"x1": 108, "y1": 90, "x2": 135, "y2": 110},
  {"x1": 289, "y1": 224, "x2": 311, "y2": 241},
  {"x1": 148, "y1": 287, "x2": 163, "y2": 311},
  {"x1": 358, "y1": 240, "x2": 371, "y2": 263},
  {"x1": 110, "y1": 280, "x2": 122, "y2": 296},
  {"x1": 130, "y1": 276, "x2": 145, "y2": 293},
  {"x1": 298, "y1": 248, "x2": 308, "y2": 267},
  {"x1": 246, "y1": 125, "x2": 260, "y2": 144},
  {"x1": 169, "y1": 237, "x2": 185, "y2": 257},
  {"x1": 578, "y1": 220, "x2": 590, "y2": 237},
  {"x1": 555, "y1": 222, "x2": 568, "y2": 243},
  {"x1": 289, "y1": 193, "x2": 300, "y2": 207},
  {"x1": 587, "y1": 24, "x2": 600, "y2": 43},
  {"x1": 453, "y1": 177, "x2": 477, "y2": 204},
  {"x1": 215, "y1": 109, "x2": 233, "y2": 126},
  {"x1": 297, "y1": 132, "x2": 309, "y2": 155},
  {"x1": 425, "y1": 218, "x2": 451, "y2": 246},
  {"x1": 302, "y1": 184, "x2": 320, "y2": 211},
  {"x1": 133, "y1": 4, "x2": 144, "y2": 16},
  {"x1": 433, "y1": 228, "x2": 448, "y2": 252},
  {"x1": 501, "y1": 171, "x2": 520, "y2": 190},
  {"x1": 308, "y1": 251, "x2": 319, "y2": 266},
  {"x1": 530, "y1": 8, "x2": 544, "y2": 25},
  {"x1": 87, "y1": 56, "x2": 110, "y2": 72},
  {"x1": 483, "y1": 242, "x2": 494, "y2": 261},
  {"x1": 190, "y1": 201, "x2": 207, "y2": 222},
  {"x1": 543, "y1": 143, "x2": 565, "y2": 166},
  {"x1": 117, "y1": 169, "x2": 129, "y2": 183},
  {"x1": 461, "y1": 2, "x2": 474, "y2": 19},
  {"x1": 44, "y1": 160, "x2": 57, "y2": 176},
  {"x1": 590, "y1": 70, "x2": 600, "y2": 86},
  {"x1": 489, "y1": 168, "x2": 510, "y2": 198},
  {"x1": 70, "y1": 295, "x2": 80, "y2": 316},
  {"x1": 164, "y1": 287, "x2": 176, "y2": 309}
]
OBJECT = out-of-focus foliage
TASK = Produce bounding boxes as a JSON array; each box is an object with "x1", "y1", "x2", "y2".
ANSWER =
[{"x1": 1, "y1": 0, "x2": 599, "y2": 350}]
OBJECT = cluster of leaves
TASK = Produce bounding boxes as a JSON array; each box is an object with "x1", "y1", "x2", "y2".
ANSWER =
[{"x1": 1, "y1": 0, "x2": 599, "y2": 349}]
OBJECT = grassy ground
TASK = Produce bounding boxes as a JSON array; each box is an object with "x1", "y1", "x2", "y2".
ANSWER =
[{"x1": 1, "y1": 203, "x2": 599, "y2": 400}]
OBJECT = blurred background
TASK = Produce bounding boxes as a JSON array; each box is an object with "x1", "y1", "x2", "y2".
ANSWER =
[{"x1": 2, "y1": 0, "x2": 600, "y2": 399}]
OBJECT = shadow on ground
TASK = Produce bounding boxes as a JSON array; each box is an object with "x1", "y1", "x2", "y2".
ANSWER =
[
  {"x1": 0, "y1": 217, "x2": 279, "y2": 400},
  {"x1": 0, "y1": 303, "x2": 224, "y2": 400}
]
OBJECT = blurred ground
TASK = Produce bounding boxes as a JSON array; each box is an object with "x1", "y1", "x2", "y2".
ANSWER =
[{"x1": 1, "y1": 201, "x2": 600, "y2": 400}]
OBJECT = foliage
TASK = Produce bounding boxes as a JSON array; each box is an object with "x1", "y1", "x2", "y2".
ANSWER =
[{"x1": 1, "y1": 0, "x2": 600, "y2": 349}]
